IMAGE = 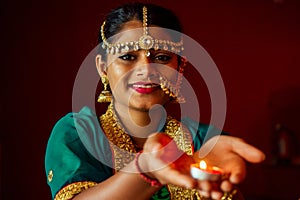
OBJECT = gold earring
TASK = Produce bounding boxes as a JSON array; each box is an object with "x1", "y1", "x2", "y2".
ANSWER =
[{"x1": 97, "y1": 75, "x2": 112, "y2": 103}]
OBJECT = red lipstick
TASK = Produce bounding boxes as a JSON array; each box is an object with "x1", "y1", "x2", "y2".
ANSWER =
[{"x1": 130, "y1": 82, "x2": 160, "y2": 94}]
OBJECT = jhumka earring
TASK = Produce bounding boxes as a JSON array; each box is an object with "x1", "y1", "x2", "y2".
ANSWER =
[{"x1": 97, "y1": 75, "x2": 112, "y2": 103}]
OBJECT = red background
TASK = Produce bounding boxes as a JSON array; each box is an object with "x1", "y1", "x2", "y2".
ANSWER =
[{"x1": 1, "y1": 0, "x2": 300, "y2": 199}]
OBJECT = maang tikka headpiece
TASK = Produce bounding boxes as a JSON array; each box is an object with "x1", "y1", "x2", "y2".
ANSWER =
[{"x1": 101, "y1": 6, "x2": 184, "y2": 56}]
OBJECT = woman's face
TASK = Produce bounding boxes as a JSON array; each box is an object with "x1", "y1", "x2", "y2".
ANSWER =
[{"x1": 106, "y1": 20, "x2": 179, "y2": 112}]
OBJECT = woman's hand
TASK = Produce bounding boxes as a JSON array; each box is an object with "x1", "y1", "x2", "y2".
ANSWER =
[
  {"x1": 194, "y1": 135, "x2": 266, "y2": 199},
  {"x1": 141, "y1": 133, "x2": 197, "y2": 188},
  {"x1": 141, "y1": 133, "x2": 230, "y2": 194},
  {"x1": 141, "y1": 134, "x2": 265, "y2": 200}
]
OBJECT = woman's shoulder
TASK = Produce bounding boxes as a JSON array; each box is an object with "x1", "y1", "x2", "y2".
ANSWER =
[
  {"x1": 48, "y1": 106, "x2": 99, "y2": 143},
  {"x1": 47, "y1": 106, "x2": 112, "y2": 164}
]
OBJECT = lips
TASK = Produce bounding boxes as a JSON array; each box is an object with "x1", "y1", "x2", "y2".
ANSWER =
[{"x1": 129, "y1": 82, "x2": 160, "y2": 94}]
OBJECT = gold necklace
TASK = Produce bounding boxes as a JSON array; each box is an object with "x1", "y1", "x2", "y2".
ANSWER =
[{"x1": 100, "y1": 103, "x2": 137, "y2": 171}]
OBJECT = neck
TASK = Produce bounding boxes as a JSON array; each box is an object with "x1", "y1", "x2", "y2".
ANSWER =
[{"x1": 114, "y1": 102, "x2": 167, "y2": 148}]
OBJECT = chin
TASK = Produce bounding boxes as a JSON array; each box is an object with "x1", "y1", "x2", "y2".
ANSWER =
[
  {"x1": 129, "y1": 102, "x2": 153, "y2": 112},
  {"x1": 129, "y1": 99, "x2": 169, "y2": 112}
]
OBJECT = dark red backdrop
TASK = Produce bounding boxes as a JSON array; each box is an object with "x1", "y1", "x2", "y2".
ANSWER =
[{"x1": 1, "y1": 0, "x2": 300, "y2": 199}]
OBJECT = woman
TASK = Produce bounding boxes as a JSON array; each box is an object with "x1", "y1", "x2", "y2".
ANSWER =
[{"x1": 45, "y1": 2, "x2": 265, "y2": 200}]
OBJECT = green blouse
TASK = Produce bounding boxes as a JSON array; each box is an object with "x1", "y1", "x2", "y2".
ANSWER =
[{"x1": 45, "y1": 106, "x2": 223, "y2": 199}]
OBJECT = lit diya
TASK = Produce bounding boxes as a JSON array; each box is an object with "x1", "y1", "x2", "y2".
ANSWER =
[{"x1": 190, "y1": 160, "x2": 224, "y2": 181}]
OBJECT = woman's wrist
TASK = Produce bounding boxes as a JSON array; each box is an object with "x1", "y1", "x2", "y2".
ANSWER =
[{"x1": 135, "y1": 151, "x2": 162, "y2": 187}]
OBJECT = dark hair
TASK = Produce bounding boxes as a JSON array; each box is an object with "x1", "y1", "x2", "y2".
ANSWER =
[{"x1": 98, "y1": 2, "x2": 183, "y2": 45}]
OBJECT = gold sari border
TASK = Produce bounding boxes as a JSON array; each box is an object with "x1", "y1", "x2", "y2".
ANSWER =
[{"x1": 54, "y1": 181, "x2": 97, "y2": 200}]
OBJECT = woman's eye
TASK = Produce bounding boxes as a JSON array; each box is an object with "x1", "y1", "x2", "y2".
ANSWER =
[
  {"x1": 119, "y1": 54, "x2": 136, "y2": 61},
  {"x1": 155, "y1": 55, "x2": 172, "y2": 62}
]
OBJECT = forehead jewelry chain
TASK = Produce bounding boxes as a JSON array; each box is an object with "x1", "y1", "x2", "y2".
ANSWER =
[
  {"x1": 101, "y1": 7, "x2": 184, "y2": 55},
  {"x1": 139, "y1": 6, "x2": 152, "y2": 57}
]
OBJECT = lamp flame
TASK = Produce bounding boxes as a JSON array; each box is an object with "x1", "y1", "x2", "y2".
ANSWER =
[{"x1": 199, "y1": 160, "x2": 207, "y2": 170}]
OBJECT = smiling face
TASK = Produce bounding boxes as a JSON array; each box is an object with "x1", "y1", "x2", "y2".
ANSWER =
[{"x1": 103, "y1": 20, "x2": 180, "y2": 112}]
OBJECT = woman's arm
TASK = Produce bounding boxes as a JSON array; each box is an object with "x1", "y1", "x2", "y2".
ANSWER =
[{"x1": 72, "y1": 161, "x2": 161, "y2": 200}]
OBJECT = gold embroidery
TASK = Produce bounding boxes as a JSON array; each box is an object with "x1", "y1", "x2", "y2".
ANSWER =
[
  {"x1": 100, "y1": 103, "x2": 137, "y2": 171},
  {"x1": 168, "y1": 185, "x2": 201, "y2": 199},
  {"x1": 164, "y1": 116, "x2": 193, "y2": 155},
  {"x1": 221, "y1": 189, "x2": 238, "y2": 200},
  {"x1": 48, "y1": 170, "x2": 53, "y2": 183},
  {"x1": 164, "y1": 117, "x2": 202, "y2": 200},
  {"x1": 54, "y1": 181, "x2": 97, "y2": 200}
]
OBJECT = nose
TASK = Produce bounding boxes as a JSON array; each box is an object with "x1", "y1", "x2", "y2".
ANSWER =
[{"x1": 135, "y1": 56, "x2": 158, "y2": 80}]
